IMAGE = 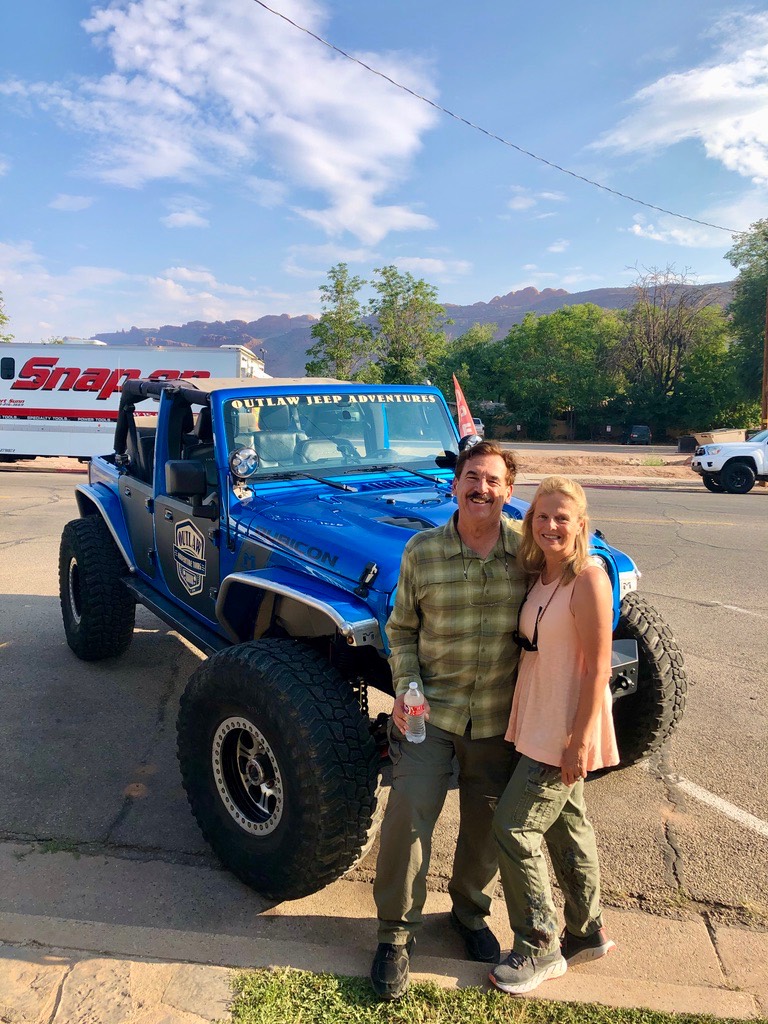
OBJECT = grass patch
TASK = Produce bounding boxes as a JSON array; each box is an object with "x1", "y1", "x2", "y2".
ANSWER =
[
  {"x1": 642, "y1": 456, "x2": 665, "y2": 467},
  {"x1": 38, "y1": 839, "x2": 81, "y2": 859},
  {"x1": 228, "y1": 968, "x2": 757, "y2": 1024}
]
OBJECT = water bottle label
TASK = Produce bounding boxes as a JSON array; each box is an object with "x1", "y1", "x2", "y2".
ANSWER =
[{"x1": 405, "y1": 703, "x2": 425, "y2": 716}]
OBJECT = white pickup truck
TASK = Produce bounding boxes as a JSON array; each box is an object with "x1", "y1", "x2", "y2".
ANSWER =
[{"x1": 691, "y1": 428, "x2": 768, "y2": 493}]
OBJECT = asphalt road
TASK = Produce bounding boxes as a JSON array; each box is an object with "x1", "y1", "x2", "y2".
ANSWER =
[{"x1": 0, "y1": 469, "x2": 766, "y2": 934}]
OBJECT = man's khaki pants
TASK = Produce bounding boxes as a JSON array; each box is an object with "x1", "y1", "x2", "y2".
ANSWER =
[{"x1": 373, "y1": 721, "x2": 518, "y2": 944}]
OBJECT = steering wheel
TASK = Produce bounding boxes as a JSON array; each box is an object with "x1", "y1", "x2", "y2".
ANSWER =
[{"x1": 335, "y1": 439, "x2": 362, "y2": 463}]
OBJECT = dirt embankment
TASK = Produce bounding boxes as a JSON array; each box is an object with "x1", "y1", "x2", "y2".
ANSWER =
[{"x1": 513, "y1": 452, "x2": 694, "y2": 479}]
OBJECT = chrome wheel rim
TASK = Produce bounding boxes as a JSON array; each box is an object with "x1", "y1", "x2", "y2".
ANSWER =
[
  {"x1": 212, "y1": 717, "x2": 284, "y2": 835},
  {"x1": 67, "y1": 557, "x2": 82, "y2": 625}
]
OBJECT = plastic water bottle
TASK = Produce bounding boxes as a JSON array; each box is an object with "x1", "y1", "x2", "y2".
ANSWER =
[{"x1": 404, "y1": 681, "x2": 427, "y2": 743}]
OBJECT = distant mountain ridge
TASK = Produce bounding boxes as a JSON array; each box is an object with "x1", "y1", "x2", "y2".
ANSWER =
[{"x1": 94, "y1": 281, "x2": 734, "y2": 377}]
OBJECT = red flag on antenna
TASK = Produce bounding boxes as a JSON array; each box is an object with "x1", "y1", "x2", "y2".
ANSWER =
[{"x1": 452, "y1": 374, "x2": 475, "y2": 438}]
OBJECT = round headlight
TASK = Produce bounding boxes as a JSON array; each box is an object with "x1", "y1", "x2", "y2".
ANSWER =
[{"x1": 229, "y1": 446, "x2": 260, "y2": 479}]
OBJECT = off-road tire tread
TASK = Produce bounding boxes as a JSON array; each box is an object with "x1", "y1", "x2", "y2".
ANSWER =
[
  {"x1": 177, "y1": 638, "x2": 379, "y2": 900},
  {"x1": 58, "y1": 516, "x2": 135, "y2": 661},
  {"x1": 612, "y1": 592, "x2": 687, "y2": 766}
]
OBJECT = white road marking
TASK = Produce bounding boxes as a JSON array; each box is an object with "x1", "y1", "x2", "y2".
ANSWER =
[
  {"x1": 644, "y1": 764, "x2": 768, "y2": 839},
  {"x1": 706, "y1": 602, "x2": 768, "y2": 619},
  {"x1": 595, "y1": 517, "x2": 735, "y2": 526}
]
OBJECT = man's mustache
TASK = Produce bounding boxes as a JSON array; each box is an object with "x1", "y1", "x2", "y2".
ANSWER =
[{"x1": 467, "y1": 492, "x2": 493, "y2": 503}]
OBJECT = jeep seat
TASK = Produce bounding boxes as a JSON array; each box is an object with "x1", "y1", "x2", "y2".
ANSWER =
[
  {"x1": 296, "y1": 438, "x2": 342, "y2": 464},
  {"x1": 252, "y1": 406, "x2": 307, "y2": 467},
  {"x1": 183, "y1": 406, "x2": 217, "y2": 489}
]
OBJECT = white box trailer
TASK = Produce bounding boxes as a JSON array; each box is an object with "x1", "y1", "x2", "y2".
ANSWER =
[{"x1": 0, "y1": 343, "x2": 267, "y2": 460}]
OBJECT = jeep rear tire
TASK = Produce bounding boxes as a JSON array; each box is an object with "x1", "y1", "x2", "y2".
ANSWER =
[
  {"x1": 720, "y1": 461, "x2": 756, "y2": 494},
  {"x1": 702, "y1": 473, "x2": 724, "y2": 493},
  {"x1": 177, "y1": 638, "x2": 380, "y2": 900},
  {"x1": 59, "y1": 517, "x2": 136, "y2": 661},
  {"x1": 611, "y1": 592, "x2": 687, "y2": 766}
]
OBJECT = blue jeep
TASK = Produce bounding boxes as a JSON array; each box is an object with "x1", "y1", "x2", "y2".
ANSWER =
[{"x1": 59, "y1": 377, "x2": 687, "y2": 900}]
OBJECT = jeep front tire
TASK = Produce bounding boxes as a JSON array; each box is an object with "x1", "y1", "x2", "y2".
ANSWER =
[
  {"x1": 59, "y1": 516, "x2": 136, "y2": 660},
  {"x1": 177, "y1": 638, "x2": 380, "y2": 900},
  {"x1": 611, "y1": 592, "x2": 687, "y2": 766}
]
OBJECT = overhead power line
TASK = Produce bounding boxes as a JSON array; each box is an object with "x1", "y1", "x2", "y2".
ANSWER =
[{"x1": 250, "y1": 0, "x2": 743, "y2": 236}]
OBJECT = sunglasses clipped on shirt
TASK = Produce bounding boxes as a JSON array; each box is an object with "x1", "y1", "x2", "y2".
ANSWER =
[{"x1": 512, "y1": 575, "x2": 563, "y2": 652}]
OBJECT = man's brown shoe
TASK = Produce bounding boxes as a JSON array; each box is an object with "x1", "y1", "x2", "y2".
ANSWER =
[{"x1": 370, "y1": 938, "x2": 415, "y2": 1001}]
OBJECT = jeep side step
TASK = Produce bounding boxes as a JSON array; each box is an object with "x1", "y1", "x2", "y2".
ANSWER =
[{"x1": 123, "y1": 577, "x2": 230, "y2": 656}]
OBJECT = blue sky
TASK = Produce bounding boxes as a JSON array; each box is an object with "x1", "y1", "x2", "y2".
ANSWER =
[{"x1": 1, "y1": 0, "x2": 767, "y2": 343}]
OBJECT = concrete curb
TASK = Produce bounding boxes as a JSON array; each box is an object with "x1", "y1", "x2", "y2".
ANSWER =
[{"x1": 0, "y1": 907, "x2": 762, "y2": 1022}]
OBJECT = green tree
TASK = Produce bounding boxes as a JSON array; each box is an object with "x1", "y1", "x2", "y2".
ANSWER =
[
  {"x1": 430, "y1": 322, "x2": 499, "y2": 407},
  {"x1": 725, "y1": 219, "x2": 768, "y2": 400},
  {"x1": 368, "y1": 266, "x2": 451, "y2": 384},
  {"x1": 670, "y1": 312, "x2": 754, "y2": 429},
  {"x1": 305, "y1": 264, "x2": 372, "y2": 379},
  {"x1": 617, "y1": 267, "x2": 724, "y2": 433},
  {"x1": 494, "y1": 305, "x2": 624, "y2": 438},
  {"x1": 0, "y1": 291, "x2": 13, "y2": 343}
]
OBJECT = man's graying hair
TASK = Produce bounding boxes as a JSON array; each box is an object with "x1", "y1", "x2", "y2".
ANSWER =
[{"x1": 454, "y1": 441, "x2": 518, "y2": 486}]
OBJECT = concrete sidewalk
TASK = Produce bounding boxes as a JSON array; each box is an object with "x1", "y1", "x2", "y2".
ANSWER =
[{"x1": 1, "y1": 856, "x2": 766, "y2": 1023}]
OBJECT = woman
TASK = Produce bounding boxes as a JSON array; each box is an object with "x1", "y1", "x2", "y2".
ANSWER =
[{"x1": 489, "y1": 476, "x2": 619, "y2": 996}]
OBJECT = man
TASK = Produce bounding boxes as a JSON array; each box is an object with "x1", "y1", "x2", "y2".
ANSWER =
[{"x1": 370, "y1": 440, "x2": 527, "y2": 1001}]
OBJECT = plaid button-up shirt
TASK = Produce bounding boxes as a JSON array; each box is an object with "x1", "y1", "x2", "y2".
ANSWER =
[{"x1": 386, "y1": 512, "x2": 527, "y2": 739}]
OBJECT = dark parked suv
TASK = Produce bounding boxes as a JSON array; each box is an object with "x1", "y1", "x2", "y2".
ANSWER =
[{"x1": 625, "y1": 424, "x2": 652, "y2": 445}]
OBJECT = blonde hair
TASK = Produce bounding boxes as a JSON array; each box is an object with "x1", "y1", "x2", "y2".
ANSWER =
[{"x1": 518, "y1": 475, "x2": 591, "y2": 584}]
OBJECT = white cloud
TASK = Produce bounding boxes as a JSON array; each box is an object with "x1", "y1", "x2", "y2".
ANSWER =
[
  {"x1": 282, "y1": 242, "x2": 377, "y2": 278},
  {"x1": 49, "y1": 194, "x2": 94, "y2": 211},
  {"x1": 393, "y1": 256, "x2": 472, "y2": 280},
  {"x1": 4, "y1": 0, "x2": 439, "y2": 244},
  {"x1": 0, "y1": 155, "x2": 9, "y2": 176},
  {"x1": 161, "y1": 194, "x2": 209, "y2": 228},
  {"x1": 161, "y1": 209, "x2": 209, "y2": 228},
  {"x1": 547, "y1": 239, "x2": 570, "y2": 253},
  {"x1": 624, "y1": 187, "x2": 768, "y2": 248},
  {"x1": 245, "y1": 176, "x2": 288, "y2": 209},
  {"x1": 596, "y1": 12, "x2": 768, "y2": 184},
  {"x1": 0, "y1": 240, "x2": 312, "y2": 340},
  {"x1": 507, "y1": 186, "x2": 566, "y2": 213}
]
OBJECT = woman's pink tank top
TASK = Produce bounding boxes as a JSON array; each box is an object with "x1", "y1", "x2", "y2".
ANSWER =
[{"x1": 505, "y1": 573, "x2": 619, "y2": 771}]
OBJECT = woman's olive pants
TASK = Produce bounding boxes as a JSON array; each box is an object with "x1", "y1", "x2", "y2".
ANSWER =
[{"x1": 493, "y1": 754, "x2": 605, "y2": 957}]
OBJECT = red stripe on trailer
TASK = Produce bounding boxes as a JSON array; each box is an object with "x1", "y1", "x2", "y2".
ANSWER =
[{"x1": 0, "y1": 407, "x2": 119, "y2": 421}]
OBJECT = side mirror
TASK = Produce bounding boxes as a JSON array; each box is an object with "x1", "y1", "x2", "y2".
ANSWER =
[
  {"x1": 166, "y1": 460, "x2": 207, "y2": 498},
  {"x1": 458, "y1": 433, "x2": 483, "y2": 452},
  {"x1": 165, "y1": 460, "x2": 218, "y2": 521}
]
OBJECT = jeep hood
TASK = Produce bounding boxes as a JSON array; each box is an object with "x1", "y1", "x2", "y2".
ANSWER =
[{"x1": 234, "y1": 480, "x2": 526, "y2": 593}]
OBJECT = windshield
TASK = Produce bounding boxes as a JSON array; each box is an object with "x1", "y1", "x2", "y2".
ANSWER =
[
  {"x1": 747, "y1": 428, "x2": 768, "y2": 443},
  {"x1": 222, "y1": 390, "x2": 458, "y2": 476}
]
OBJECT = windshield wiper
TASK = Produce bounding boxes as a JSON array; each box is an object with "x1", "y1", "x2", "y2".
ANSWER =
[
  {"x1": 294, "y1": 471, "x2": 358, "y2": 492},
  {"x1": 367, "y1": 464, "x2": 451, "y2": 486}
]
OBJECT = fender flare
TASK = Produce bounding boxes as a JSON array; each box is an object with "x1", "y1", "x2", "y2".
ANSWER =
[
  {"x1": 217, "y1": 567, "x2": 383, "y2": 650},
  {"x1": 75, "y1": 483, "x2": 136, "y2": 571}
]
